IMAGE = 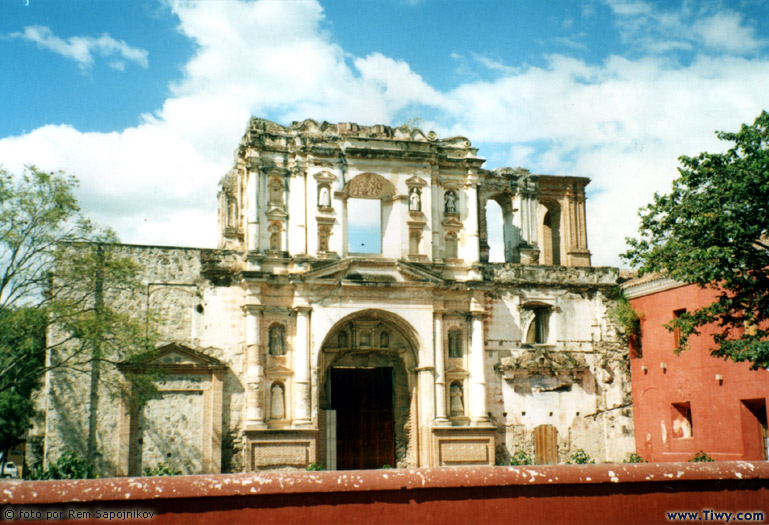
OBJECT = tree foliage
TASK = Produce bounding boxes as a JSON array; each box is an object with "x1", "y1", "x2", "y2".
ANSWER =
[
  {"x1": 624, "y1": 111, "x2": 769, "y2": 369},
  {"x1": 0, "y1": 166, "x2": 156, "y2": 463}
]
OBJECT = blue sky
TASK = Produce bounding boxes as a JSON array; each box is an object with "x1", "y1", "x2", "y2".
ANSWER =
[{"x1": 2, "y1": 0, "x2": 769, "y2": 266}]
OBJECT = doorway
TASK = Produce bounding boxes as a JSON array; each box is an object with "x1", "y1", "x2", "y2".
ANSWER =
[
  {"x1": 741, "y1": 399, "x2": 768, "y2": 460},
  {"x1": 330, "y1": 367, "x2": 395, "y2": 470}
]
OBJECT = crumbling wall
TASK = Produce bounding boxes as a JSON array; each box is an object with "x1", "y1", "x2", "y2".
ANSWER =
[{"x1": 486, "y1": 275, "x2": 634, "y2": 465}]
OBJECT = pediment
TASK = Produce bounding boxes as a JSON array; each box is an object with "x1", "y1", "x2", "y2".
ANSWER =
[
  {"x1": 265, "y1": 364, "x2": 294, "y2": 377},
  {"x1": 445, "y1": 366, "x2": 469, "y2": 376},
  {"x1": 405, "y1": 175, "x2": 427, "y2": 188},
  {"x1": 122, "y1": 343, "x2": 225, "y2": 370},
  {"x1": 313, "y1": 170, "x2": 337, "y2": 183}
]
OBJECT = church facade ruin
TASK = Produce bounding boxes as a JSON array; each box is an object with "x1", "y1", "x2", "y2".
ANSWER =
[{"x1": 34, "y1": 118, "x2": 634, "y2": 475}]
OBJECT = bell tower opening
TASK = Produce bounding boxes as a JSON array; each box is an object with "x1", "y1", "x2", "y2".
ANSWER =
[{"x1": 347, "y1": 198, "x2": 381, "y2": 254}]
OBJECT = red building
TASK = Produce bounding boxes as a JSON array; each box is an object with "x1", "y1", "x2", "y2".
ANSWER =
[{"x1": 623, "y1": 275, "x2": 769, "y2": 462}]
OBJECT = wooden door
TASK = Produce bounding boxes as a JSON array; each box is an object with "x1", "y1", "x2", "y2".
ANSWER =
[
  {"x1": 331, "y1": 367, "x2": 394, "y2": 470},
  {"x1": 534, "y1": 424, "x2": 558, "y2": 465}
]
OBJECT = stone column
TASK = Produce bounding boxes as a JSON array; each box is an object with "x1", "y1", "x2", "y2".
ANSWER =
[
  {"x1": 431, "y1": 171, "x2": 440, "y2": 261},
  {"x1": 245, "y1": 305, "x2": 265, "y2": 427},
  {"x1": 246, "y1": 167, "x2": 259, "y2": 251},
  {"x1": 293, "y1": 305, "x2": 312, "y2": 427},
  {"x1": 469, "y1": 297, "x2": 489, "y2": 425},
  {"x1": 519, "y1": 177, "x2": 540, "y2": 264},
  {"x1": 434, "y1": 312, "x2": 448, "y2": 424},
  {"x1": 288, "y1": 166, "x2": 307, "y2": 256},
  {"x1": 464, "y1": 172, "x2": 480, "y2": 264}
]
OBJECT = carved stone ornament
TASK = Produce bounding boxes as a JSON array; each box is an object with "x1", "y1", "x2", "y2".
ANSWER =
[{"x1": 346, "y1": 172, "x2": 396, "y2": 199}]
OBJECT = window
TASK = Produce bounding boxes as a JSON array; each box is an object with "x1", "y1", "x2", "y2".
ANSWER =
[
  {"x1": 526, "y1": 308, "x2": 551, "y2": 344},
  {"x1": 673, "y1": 308, "x2": 686, "y2": 347},
  {"x1": 347, "y1": 198, "x2": 381, "y2": 254},
  {"x1": 671, "y1": 402, "x2": 693, "y2": 438},
  {"x1": 630, "y1": 320, "x2": 643, "y2": 358}
]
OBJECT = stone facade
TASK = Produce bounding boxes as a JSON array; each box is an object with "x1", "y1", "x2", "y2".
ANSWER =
[{"x1": 33, "y1": 118, "x2": 634, "y2": 475}]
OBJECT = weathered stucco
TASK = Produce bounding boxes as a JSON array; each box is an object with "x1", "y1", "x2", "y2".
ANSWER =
[{"x1": 32, "y1": 118, "x2": 634, "y2": 476}]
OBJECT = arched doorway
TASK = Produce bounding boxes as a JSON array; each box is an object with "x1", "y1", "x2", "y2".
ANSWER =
[{"x1": 319, "y1": 310, "x2": 419, "y2": 470}]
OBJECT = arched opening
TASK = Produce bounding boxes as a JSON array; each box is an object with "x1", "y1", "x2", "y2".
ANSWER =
[
  {"x1": 347, "y1": 198, "x2": 381, "y2": 253},
  {"x1": 542, "y1": 204, "x2": 561, "y2": 266},
  {"x1": 485, "y1": 200, "x2": 504, "y2": 262},
  {"x1": 483, "y1": 194, "x2": 517, "y2": 263},
  {"x1": 319, "y1": 310, "x2": 419, "y2": 470},
  {"x1": 525, "y1": 307, "x2": 551, "y2": 345},
  {"x1": 343, "y1": 173, "x2": 396, "y2": 257}
]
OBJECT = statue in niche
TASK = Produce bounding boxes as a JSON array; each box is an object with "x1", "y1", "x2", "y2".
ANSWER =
[
  {"x1": 380, "y1": 331, "x2": 389, "y2": 348},
  {"x1": 269, "y1": 325, "x2": 285, "y2": 356},
  {"x1": 270, "y1": 383, "x2": 285, "y2": 419},
  {"x1": 450, "y1": 382, "x2": 464, "y2": 417},
  {"x1": 448, "y1": 330, "x2": 462, "y2": 358},
  {"x1": 338, "y1": 331, "x2": 348, "y2": 348},
  {"x1": 444, "y1": 191, "x2": 457, "y2": 213},
  {"x1": 408, "y1": 188, "x2": 421, "y2": 212},
  {"x1": 269, "y1": 229, "x2": 281, "y2": 251},
  {"x1": 318, "y1": 185, "x2": 331, "y2": 208},
  {"x1": 269, "y1": 181, "x2": 283, "y2": 205}
]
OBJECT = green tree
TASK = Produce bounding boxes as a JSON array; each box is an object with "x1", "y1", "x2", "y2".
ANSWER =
[
  {"x1": 0, "y1": 166, "x2": 155, "y2": 468},
  {"x1": 624, "y1": 111, "x2": 769, "y2": 370},
  {"x1": 0, "y1": 308, "x2": 45, "y2": 473}
]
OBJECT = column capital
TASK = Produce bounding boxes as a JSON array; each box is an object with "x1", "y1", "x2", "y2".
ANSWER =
[
  {"x1": 292, "y1": 305, "x2": 312, "y2": 315},
  {"x1": 470, "y1": 296, "x2": 485, "y2": 315},
  {"x1": 243, "y1": 304, "x2": 264, "y2": 315}
]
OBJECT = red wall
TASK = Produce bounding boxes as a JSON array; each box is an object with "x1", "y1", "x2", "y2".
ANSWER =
[
  {"x1": 2, "y1": 464, "x2": 768, "y2": 525},
  {"x1": 629, "y1": 283, "x2": 769, "y2": 462}
]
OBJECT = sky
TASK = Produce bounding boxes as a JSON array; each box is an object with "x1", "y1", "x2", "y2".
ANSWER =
[{"x1": 1, "y1": 0, "x2": 768, "y2": 267}]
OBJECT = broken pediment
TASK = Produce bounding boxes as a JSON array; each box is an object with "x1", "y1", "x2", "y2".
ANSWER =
[
  {"x1": 301, "y1": 259, "x2": 444, "y2": 284},
  {"x1": 497, "y1": 347, "x2": 587, "y2": 380}
]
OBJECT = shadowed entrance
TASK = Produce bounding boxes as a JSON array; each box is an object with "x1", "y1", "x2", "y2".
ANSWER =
[
  {"x1": 331, "y1": 367, "x2": 394, "y2": 470},
  {"x1": 319, "y1": 309, "x2": 420, "y2": 469}
]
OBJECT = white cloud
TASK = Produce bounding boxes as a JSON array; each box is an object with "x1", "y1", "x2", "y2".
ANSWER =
[
  {"x1": 9, "y1": 25, "x2": 148, "y2": 70},
  {"x1": 1, "y1": 0, "x2": 768, "y2": 267},
  {"x1": 694, "y1": 11, "x2": 764, "y2": 54},
  {"x1": 603, "y1": 1, "x2": 766, "y2": 56}
]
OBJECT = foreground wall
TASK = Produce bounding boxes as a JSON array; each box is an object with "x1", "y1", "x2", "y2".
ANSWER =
[{"x1": 3, "y1": 463, "x2": 768, "y2": 524}]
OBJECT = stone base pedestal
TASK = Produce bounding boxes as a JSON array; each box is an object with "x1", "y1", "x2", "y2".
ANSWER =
[
  {"x1": 432, "y1": 427, "x2": 495, "y2": 466},
  {"x1": 246, "y1": 429, "x2": 319, "y2": 471},
  {"x1": 520, "y1": 247, "x2": 541, "y2": 265},
  {"x1": 567, "y1": 249, "x2": 592, "y2": 267}
]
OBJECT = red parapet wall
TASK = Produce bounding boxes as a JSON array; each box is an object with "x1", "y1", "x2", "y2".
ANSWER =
[{"x1": 2, "y1": 462, "x2": 769, "y2": 524}]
